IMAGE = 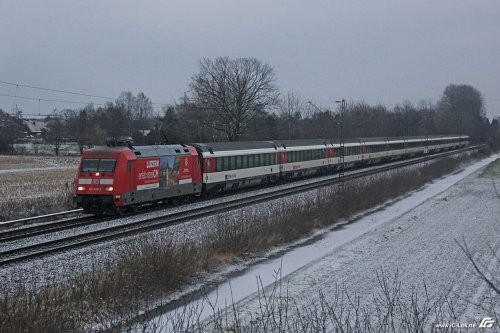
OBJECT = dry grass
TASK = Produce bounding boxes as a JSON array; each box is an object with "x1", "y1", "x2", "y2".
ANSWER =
[
  {"x1": 480, "y1": 158, "x2": 500, "y2": 177},
  {"x1": 0, "y1": 156, "x2": 78, "y2": 221},
  {"x1": 0, "y1": 155, "x2": 79, "y2": 170},
  {"x1": 0, "y1": 150, "x2": 490, "y2": 332}
]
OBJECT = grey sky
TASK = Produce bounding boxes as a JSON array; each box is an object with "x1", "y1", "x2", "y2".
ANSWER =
[{"x1": 1, "y1": 0, "x2": 499, "y2": 119}]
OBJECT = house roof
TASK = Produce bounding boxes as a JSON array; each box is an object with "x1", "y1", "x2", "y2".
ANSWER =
[{"x1": 23, "y1": 120, "x2": 46, "y2": 134}]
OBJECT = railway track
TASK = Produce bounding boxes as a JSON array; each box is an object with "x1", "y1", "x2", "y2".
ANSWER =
[
  {"x1": 0, "y1": 209, "x2": 84, "y2": 229},
  {"x1": 0, "y1": 145, "x2": 484, "y2": 267}
]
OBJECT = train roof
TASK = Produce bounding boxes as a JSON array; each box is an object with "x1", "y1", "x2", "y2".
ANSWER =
[
  {"x1": 131, "y1": 144, "x2": 191, "y2": 157},
  {"x1": 191, "y1": 141, "x2": 279, "y2": 153},
  {"x1": 191, "y1": 135, "x2": 468, "y2": 154},
  {"x1": 273, "y1": 139, "x2": 335, "y2": 148},
  {"x1": 84, "y1": 144, "x2": 191, "y2": 158}
]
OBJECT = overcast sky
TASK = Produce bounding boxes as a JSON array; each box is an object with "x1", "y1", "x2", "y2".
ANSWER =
[{"x1": 1, "y1": 0, "x2": 499, "y2": 119}]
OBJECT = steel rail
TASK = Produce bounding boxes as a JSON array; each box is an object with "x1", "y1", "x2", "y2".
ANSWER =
[
  {"x1": 0, "y1": 145, "x2": 484, "y2": 266},
  {"x1": 0, "y1": 215, "x2": 110, "y2": 243},
  {"x1": 0, "y1": 209, "x2": 84, "y2": 228}
]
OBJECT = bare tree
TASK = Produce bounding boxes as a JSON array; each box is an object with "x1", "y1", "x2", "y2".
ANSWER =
[
  {"x1": 190, "y1": 57, "x2": 279, "y2": 141},
  {"x1": 437, "y1": 84, "x2": 486, "y2": 142},
  {"x1": 278, "y1": 91, "x2": 304, "y2": 139},
  {"x1": 115, "y1": 91, "x2": 154, "y2": 143},
  {"x1": 43, "y1": 111, "x2": 64, "y2": 156},
  {"x1": 0, "y1": 109, "x2": 23, "y2": 153},
  {"x1": 455, "y1": 237, "x2": 500, "y2": 296}
]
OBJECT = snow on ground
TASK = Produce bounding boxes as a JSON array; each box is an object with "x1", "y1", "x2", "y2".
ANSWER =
[
  {"x1": 0, "y1": 155, "x2": 79, "y2": 172},
  {"x1": 0, "y1": 154, "x2": 500, "y2": 330},
  {"x1": 0, "y1": 155, "x2": 436, "y2": 296},
  {"x1": 152, "y1": 155, "x2": 500, "y2": 329}
]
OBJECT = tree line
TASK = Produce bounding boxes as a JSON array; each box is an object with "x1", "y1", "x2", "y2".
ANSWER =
[{"x1": 1, "y1": 56, "x2": 499, "y2": 154}]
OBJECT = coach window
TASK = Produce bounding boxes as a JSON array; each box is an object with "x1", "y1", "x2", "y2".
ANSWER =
[
  {"x1": 223, "y1": 157, "x2": 229, "y2": 171},
  {"x1": 236, "y1": 156, "x2": 242, "y2": 169},
  {"x1": 216, "y1": 158, "x2": 222, "y2": 172}
]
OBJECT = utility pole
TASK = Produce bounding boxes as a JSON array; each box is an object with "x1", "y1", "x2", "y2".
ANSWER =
[
  {"x1": 11, "y1": 104, "x2": 23, "y2": 119},
  {"x1": 308, "y1": 100, "x2": 345, "y2": 179},
  {"x1": 335, "y1": 99, "x2": 346, "y2": 179}
]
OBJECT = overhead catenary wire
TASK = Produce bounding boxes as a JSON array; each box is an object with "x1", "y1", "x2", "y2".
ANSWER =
[
  {"x1": 0, "y1": 79, "x2": 168, "y2": 105},
  {"x1": 0, "y1": 92, "x2": 167, "y2": 116},
  {"x1": 0, "y1": 92, "x2": 107, "y2": 106},
  {"x1": 0, "y1": 79, "x2": 113, "y2": 100}
]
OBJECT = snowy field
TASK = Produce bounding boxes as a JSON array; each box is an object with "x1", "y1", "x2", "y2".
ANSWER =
[
  {"x1": 151, "y1": 155, "x2": 500, "y2": 331},
  {"x1": 0, "y1": 155, "x2": 79, "y2": 221}
]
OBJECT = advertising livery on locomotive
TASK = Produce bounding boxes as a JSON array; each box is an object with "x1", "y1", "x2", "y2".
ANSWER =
[{"x1": 74, "y1": 135, "x2": 469, "y2": 214}]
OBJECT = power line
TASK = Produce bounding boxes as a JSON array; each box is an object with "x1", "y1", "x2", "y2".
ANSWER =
[
  {"x1": 0, "y1": 79, "x2": 169, "y2": 105},
  {"x1": 0, "y1": 79, "x2": 114, "y2": 100},
  {"x1": 0, "y1": 92, "x2": 168, "y2": 115},
  {"x1": 0, "y1": 92, "x2": 106, "y2": 106}
]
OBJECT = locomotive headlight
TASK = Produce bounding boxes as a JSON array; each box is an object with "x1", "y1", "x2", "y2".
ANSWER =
[
  {"x1": 105, "y1": 186, "x2": 114, "y2": 192},
  {"x1": 77, "y1": 186, "x2": 85, "y2": 191},
  {"x1": 95, "y1": 172, "x2": 100, "y2": 177}
]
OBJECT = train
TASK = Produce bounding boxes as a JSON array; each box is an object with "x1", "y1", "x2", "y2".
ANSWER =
[{"x1": 73, "y1": 135, "x2": 469, "y2": 214}]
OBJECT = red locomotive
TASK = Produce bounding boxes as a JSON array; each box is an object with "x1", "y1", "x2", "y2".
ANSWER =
[
  {"x1": 74, "y1": 140, "x2": 202, "y2": 214},
  {"x1": 74, "y1": 135, "x2": 469, "y2": 214}
]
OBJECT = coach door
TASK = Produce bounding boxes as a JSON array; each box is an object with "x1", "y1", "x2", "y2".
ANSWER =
[{"x1": 277, "y1": 151, "x2": 286, "y2": 175}]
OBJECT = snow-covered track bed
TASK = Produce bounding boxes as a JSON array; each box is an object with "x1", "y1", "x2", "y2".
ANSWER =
[
  {"x1": 0, "y1": 145, "x2": 482, "y2": 267},
  {"x1": 0, "y1": 209, "x2": 84, "y2": 230},
  {"x1": 0, "y1": 214, "x2": 108, "y2": 243}
]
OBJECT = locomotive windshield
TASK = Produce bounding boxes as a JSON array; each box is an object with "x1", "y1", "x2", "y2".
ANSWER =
[{"x1": 82, "y1": 158, "x2": 117, "y2": 172}]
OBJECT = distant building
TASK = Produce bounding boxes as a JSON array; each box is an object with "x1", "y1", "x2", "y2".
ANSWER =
[{"x1": 23, "y1": 119, "x2": 46, "y2": 138}]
